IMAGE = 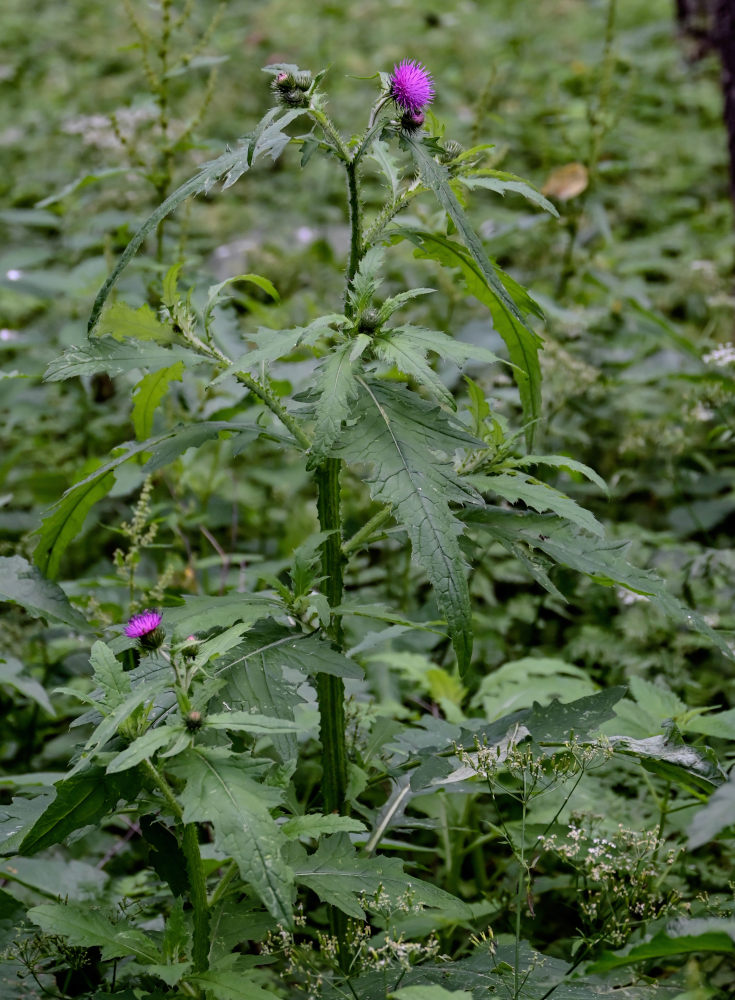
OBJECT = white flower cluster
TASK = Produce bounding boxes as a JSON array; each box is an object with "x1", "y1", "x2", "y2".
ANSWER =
[{"x1": 703, "y1": 344, "x2": 735, "y2": 368}]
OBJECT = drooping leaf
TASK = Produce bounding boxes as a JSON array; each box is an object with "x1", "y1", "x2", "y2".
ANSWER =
[
  {"x1": 465, "y1": 508, "x2": 735, "y2": 661},
  {"x1": 106, "y1": 725, "x2": 186, "y2": 774},
  {"x1": 393, "y1": 227, "x2": 543, "y2": 445},
  {"x1": 88, "y1": 108, "x2": 307, "y2": 331},
  {"x1": 45, "y1": 337, "x2": 203, "y2": 381},
  {"x1": 132, "y1": 361, "x2": 184, "y2": 440},
  {"x1": 457, "y1": 170, "x2": 559, "y2": 216},
  {"x1": 0, "y1": 556, "x2": 89, "y2": 629},
  {"x1": 174, "y1": 748, "x2": 294, "y2": 927},
  {"x1": 29, "y1": 902, "x2": 162, "y2": 963},
  {"x1": 610, "y1": 731, "x2": 721, "y2": 795},
  {"x1": 293, "y1": 834, "x2": 472, "y2": 920},
  {"x1": 513, "y1": 454, "x2": 608, "y2": 495},
  {"x1": 161, "y1": 593, "x2": 283, "y2": 636},
  {"x1": 34, "y1": 421, "x2": 262, "y2": 578},
  {"x1": 688, "y1": 769, "x2": 735, "y2": 848},
  {"x1": 333, "y1": 379, "x2": 481, "y2": 673},
  {"x1": 0, "y1": 657, "x2": 55, "y2": 716}
]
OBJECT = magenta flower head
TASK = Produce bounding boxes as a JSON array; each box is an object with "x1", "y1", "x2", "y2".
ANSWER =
[
  {"x1": 124, "y1": 609, "x2": 164, "y2": 651},
  {"x1": 389, "y1": 59, "x2": 434, "y2": 115}
]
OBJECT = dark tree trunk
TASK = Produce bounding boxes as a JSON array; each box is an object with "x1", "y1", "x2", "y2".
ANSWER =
[{"x1": 713, "y1": 1, "x2": 735, "y2": 203}]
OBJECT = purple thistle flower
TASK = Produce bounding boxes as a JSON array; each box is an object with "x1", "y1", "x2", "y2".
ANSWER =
[
  {"x1": 124, "y1": 609, "x2": 162, "y2": 639},
  {"x1": 389, "y1": 60, "x2": 434, "y2": 115}
]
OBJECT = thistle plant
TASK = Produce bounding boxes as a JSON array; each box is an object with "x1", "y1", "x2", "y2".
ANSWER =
[{"x1": 4, "y1": 53, "x2": 733, "y2": 1000}]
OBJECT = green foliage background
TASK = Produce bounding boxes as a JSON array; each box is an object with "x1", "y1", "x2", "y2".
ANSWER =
[{"x1": 1, "y1": 0, "x2": 734, "y2": 998}]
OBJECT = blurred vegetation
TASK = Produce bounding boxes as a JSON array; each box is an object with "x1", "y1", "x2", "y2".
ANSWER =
[{"x1": 1, "y1": 0, "x2": 734, "y2": 996}]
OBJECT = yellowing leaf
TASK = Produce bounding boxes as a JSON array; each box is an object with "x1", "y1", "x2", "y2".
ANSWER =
[{"x1": 541, "y1": 162, "x2": 589, "y2": 201}]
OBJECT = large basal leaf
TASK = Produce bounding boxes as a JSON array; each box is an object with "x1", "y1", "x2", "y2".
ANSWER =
[
  {"x1": 45, "y1": 337, "x2": 203, "y2": 381},
  {"x1": 0, "y1": 555, "x2": 89, "y2": 629},
  {"x1": 29, "y1": 902, "x2": 162, "y2": 964},
  {"x1": 293, "y1": 834, "x2": 472, "y2": 921},
  {"x1": 333, "y1": 379, "x2": 481, "y2": 673},
  {"x1": 465, "y1": 508, "x2": 735, "y2": 661},
  {"x1": 688, "y1": 769, "x2": 735, "y2": 848},
  {"x1": 16, "y1": 766, "x2": 140, "y2": 855},
  {"x1": 88, "y1": 108, "x2": 307, "y2": 332},
  {"x1": 175, "y1": 748, "x2": 294, "y2": 927}
]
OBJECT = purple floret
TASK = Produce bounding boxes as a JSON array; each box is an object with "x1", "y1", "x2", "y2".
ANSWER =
[
  {"x1": 389, "y1": 60, "x2": 435, "y2": 114},
  {"x1": 124, "y1": 609, "x2": 162, "y2": 638}
]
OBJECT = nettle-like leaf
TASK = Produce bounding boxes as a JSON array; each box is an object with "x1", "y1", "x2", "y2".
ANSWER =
[
  {"x1": 469, "y1": 471, "x2": 604, "y2": 536},
  {"x1": 174, "y1": 748, "x2": 294, "y2": 927},
  {"x1": 465, "y1": 508, "x2": 735, "y2": 661},
  {"x1": 688, "y1": 770, "x2": 735, "y2": 848},
  {"x1": 88, "y1": 107, "x2": 308, "y2": 331},
  {"x1": 333, "y1": 379, "x2": 482, "y2": 673},
  {"x1": 307, "y1": 338, "x2": 364, "y2": 466},
  {"x1": 292, "y1": 834, "x2": 472, "y2": 920}
]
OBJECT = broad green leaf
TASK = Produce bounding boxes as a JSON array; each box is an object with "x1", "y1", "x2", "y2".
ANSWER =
[
  {"x1": 0, "y1": 555, "x2": 89, "y2": 628},
  {"x1": 333, "y1": 380, "x2": 481, "y2": 673},
  {"x1": 34, "y1": 468, "x2": 116, "y2": 579},
  {"x1": 586, "y1": 926, "x2": 735, "y2": 973},
  {"x1": 293, "y1": 834, "x2": 472, "y2": 920},
  {"x1": 216, "y1": 621, "x2": 363, "y2": 683},
  {"x1": 469, "y1": 471, "x2": 604, "y2": 536},
  {"x1": 44, "y1": 337, "x2": 203, "y2": 381},
  {"x1": 132, "y1": 361, "x2": 184, "y2": 440},
  {"x1": 88, "y1": 108, "x2": 307, "y2": 331},
  {"x1": 471, "y1": 657, "x2": 597, "y2": 720},
  {"x1": 382, "y1": 324, "x2": 505, "y2": 369},
  {"x1": 393, "y1": 227, "x2": 543, "y2": 445},
  {"x1": 685, "y1": 708, "x2": 735, "y2": 739},
  {"x1": 282, "y1": 814, "x2": 367, "y2": 839},
  {"x1": 0, "y1": 887, "x2": 25, "y2": 952},
  {"x1": 18, "y1": 767, "x2": 141, "y2": 855},
  {"x1": 0, "y1": 856, "x2": 107, "y2": 901},
  {"x1": 688, "y1": 770, "x2": 735, "y2": 848},
  {"x1": 465, "y1": 508, "x2": 735, "y2": 661},
  {"x1": 175, "y1": 748, "x2": 294, "y2": 927},
  {"x1": 458, "y1": 170, "x2": 559, "y2": 216},
  {"x1": 307, "y1": 340, "x2": 362, "y2": 465},
  {"x1": 29, "y1": 902, "x2": 162, "y2": 963},
  {"x1": 98, "y1": 302, "x2": 173, "y2": 344}
]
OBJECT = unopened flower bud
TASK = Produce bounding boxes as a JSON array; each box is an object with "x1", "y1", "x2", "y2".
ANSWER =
[
  {"x1": 181, "y1": 635, "x2": 199, "y2": 659},
  {"x1": 293, "y1": 70, "x2": 312, "y2": 91},
  {"x1": 401, "y1": 110, "x2": 425, "y2": 132},
  {"x1": 185, "y1": 710, "x2": 203, "y2": 732},
  {"x1": 357, "y1": 308, "x2": 381, "y2": 334},
  {"x1": 440, "y1": 139, "x2": 464, "y2": 162}
]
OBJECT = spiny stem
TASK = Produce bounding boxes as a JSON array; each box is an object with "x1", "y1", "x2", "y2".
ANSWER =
[
  {"x1": 182, "y1": 823, "x2": 210, "y2": 972},
  {"x1": 345, "y1": 159, "x2": 363, "y2": 302}
]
